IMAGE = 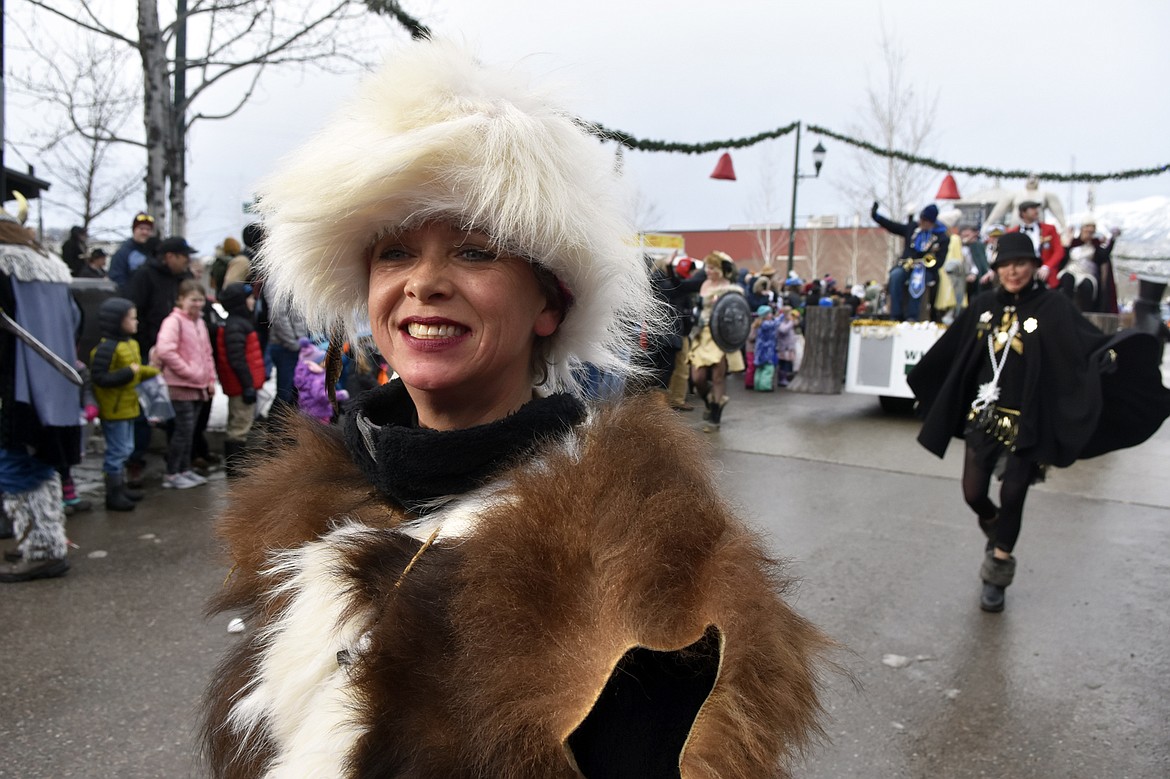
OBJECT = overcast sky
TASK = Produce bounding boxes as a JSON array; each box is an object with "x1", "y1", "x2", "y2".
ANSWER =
[{"x1": 11, "y1": 0, "x2": 1170, "y2": 255}]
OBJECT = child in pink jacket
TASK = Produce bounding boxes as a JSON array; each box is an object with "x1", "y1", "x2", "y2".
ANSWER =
[{"x1": 154, "y1": 280, "x2": 216, "y2": 489}]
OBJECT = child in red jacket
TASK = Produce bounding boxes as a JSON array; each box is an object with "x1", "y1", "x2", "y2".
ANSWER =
[{"x1": 214, "y1": 283, "x2": 265, "y2": 476}]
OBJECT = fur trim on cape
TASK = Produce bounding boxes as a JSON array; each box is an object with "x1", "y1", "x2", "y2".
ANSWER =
[
  {"x1": 203, "y1": 395, "x2": 830, "y2": 778},
  {"x1": 0, "y1": 242, "x2": 71, "y2": 285},
  {"x1": 254, "y1": 39, "x2": 663, "y2": 396}
]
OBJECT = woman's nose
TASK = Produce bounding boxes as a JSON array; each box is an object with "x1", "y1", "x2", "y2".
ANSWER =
[{"x1": 404, "y1": 252, "x2": 454, "y2": 300}]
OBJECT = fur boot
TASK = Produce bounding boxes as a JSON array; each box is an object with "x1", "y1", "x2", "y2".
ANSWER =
[
  {"x1": 0, "y1": 474, "x2": 70, "y2": 582},
  {"x1": 980, "y1": 553, "x2": 1016, "y2": 613}
]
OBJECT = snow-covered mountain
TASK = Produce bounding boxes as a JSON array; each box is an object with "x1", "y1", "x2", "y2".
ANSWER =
[{"x1": 1071, "y1": 196, "x2": 1170, "y2": 273}]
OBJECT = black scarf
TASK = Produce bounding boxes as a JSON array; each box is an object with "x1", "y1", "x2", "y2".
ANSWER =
[{"x1": 343, "y1": 380, "x2": 586, "y2": 514}]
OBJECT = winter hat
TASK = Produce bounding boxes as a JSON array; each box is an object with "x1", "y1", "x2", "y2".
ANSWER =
[
  {"x1": 131, "y1": 212, "x2": 154, "y2": 229},
  {"x1": 939, "y1": 208, "x2": 962, "y2": 228},
  {"x1": 919, "y1": 204, "x2": 939, "y2": 223},
  {"x1": 298, "y1": 337, "x2": 326, "y2": 364},
  {"x1": 222, "y1": 237, "x2": 241, "y2": 256},
  {"x1": 98, "y1": 297, "x2": 136, "y2": 337},
  {"x1": 991, "y1": 233, "x2": 1041, "y2": 267},
  {"x1": 756, "y1": 305, "x2": 772, "y2": 317},
  {"x1": 242, "y1": 223, "x2": 265, "y2": 250},
  {"x1": 157, "y1": 236, "x2": 197, "y2": 256},
  {"x1": 255, "y1": 38, "x2": 659, "y2": 396}
]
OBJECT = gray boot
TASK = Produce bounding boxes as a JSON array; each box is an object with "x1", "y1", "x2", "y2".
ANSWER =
[
  {"x1": 104, "y1": 472, "x2": 136, "y2": 512},
  {"x1": 980, "y1": 553, "x2": 1016, "y2": 613}
]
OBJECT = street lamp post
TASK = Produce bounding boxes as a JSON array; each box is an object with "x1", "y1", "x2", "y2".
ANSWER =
[{"x1": 786, "y1": 121, "x2": 827, "y2": 276}]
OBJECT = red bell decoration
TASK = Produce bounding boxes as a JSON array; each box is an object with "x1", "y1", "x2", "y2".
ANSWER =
[
  {"x1": 710, "y1": 152, "x2": 737, "y2": 181},
  {"x1": 935, "y1": 173, "x2": 960, "y2": 200}
]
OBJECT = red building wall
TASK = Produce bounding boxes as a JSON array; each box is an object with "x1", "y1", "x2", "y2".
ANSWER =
[{"x1": 669, "y1": 226, "x2": 895, "y2": 286}]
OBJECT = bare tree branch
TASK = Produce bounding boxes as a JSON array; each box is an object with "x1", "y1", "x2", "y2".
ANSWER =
[
  {"x1": 17, "y1": 0, "x2": 398, "y2": 234},
  {"x1": 835, "y1": 23, "x2": 939, "y2": 266},
  {"x1": 25, "y1": 0, "x2": 138, "y2": 46}
]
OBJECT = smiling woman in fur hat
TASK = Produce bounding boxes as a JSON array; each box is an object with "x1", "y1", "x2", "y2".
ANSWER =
[
  {"x1": 202, "y1": 39, "x2": 831, "y2": 778},
  {"x1": 909, "y1": 232, "x2": 1170, "y2": 614}
]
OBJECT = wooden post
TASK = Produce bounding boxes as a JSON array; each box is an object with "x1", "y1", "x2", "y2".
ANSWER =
[{"x1": 789, "y1": 306, "x2": 852, "y2": 394}]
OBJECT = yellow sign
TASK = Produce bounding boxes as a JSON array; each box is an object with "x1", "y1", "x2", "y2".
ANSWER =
[{"x1": 639, "y1": 233, "x2": 685, "y2": 250}]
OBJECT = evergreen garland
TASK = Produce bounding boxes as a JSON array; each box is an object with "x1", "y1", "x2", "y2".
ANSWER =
[
  {"x1": 590, "y1": 121, "x2": 798, "y2": 154},
  {"x1": 371, "y1": 4, "x2": 1167, "y2": 183},
  {"x1": 806, "y1": 124, "x2": 1169, "y2": 183},
  {"x1": 592, "y1": 119, "x2": 1167, "y2": 182}
]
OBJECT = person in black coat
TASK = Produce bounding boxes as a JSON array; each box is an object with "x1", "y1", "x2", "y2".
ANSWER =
[
  {"x1": 125, "y1": 236, "x2": 195, "y2": 357},
  {"x1": 647, "y1": 256, "x2": 706, "y2": 402},
  {"x1": 61, "y1": 225, "x2": 87, "y2": 276},
  {"x1": 77, "y1": 248, "x2": 109, "y2": 278},
  {"x1": 908, "y1": 233, "x2": 1170, "y2": 612}
]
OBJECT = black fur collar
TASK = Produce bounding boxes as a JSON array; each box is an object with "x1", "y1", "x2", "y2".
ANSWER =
[{"x1": 343, "y1": 380, "x2": 585, "y2": 514}]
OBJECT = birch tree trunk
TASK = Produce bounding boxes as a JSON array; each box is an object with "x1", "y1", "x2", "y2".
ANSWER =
[{"x1": 137, "y1": 1, "x2": 172, "y2": 233}]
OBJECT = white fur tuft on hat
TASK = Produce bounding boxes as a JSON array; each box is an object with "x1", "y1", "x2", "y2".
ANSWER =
[{"x1": 256, "y1": 38, "x2": 658, "y2": 395}]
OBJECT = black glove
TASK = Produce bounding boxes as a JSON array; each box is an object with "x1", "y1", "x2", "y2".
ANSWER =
[
  {"x1": 241, "y1": 387, "x2": 257, "y2": 405},
  {"x1": 870, "y1": 201, "x2": 880, "y2": 219}
]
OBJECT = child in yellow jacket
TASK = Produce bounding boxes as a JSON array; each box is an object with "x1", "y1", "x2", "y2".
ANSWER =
[{"x1": 90, "y1": 297, "x2": 158, "y2": 511}]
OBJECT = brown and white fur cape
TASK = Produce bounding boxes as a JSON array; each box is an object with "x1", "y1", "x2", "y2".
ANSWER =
[{"x1": 203, "y1": 395, "x2": 830, "y2": 778}]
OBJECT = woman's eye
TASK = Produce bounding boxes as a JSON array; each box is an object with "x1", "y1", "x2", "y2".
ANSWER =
[
  {"x1": 375, "y1": 245, "x2": 411, "y2": 262},
  {"x1": 458, "y1": 246, "x2": 497, "y2": 262}
]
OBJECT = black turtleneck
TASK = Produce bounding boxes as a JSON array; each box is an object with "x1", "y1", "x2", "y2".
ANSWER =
[{"x1": 342, "y1": 380, "x2": 586, "y2": 514}]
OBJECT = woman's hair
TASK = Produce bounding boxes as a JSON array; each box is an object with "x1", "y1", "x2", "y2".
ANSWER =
[
  {"x1": 255, "y1": 39, "x2": 665, "y2": 398},
  {"x1": 177, "y1": 279, "x2": 205, "y2": 300}
]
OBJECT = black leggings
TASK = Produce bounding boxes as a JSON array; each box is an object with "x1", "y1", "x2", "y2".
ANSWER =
[
  {"x1": 961, "y1": 438, "x2": 1040, "y2": 554},
  {"x1": 166, "y1": 400, "x2": 200, "y2": 475}
]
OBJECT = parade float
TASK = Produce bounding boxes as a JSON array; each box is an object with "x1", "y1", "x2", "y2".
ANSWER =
[{"x1": 844, "y1": 319, "x2": 945, "y2": 412}]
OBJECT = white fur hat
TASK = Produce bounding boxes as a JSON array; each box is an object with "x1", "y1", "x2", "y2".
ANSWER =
[
  {"x1": 256, "y1": 39, "x2": 657, "y2": 395},
  {"x1": 938, "y1": 208, "x2": 963, "y2": 229}
]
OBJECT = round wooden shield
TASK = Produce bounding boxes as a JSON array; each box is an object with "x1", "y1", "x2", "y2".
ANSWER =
[{"x1": 709, "y1": 291, "x2": 751, "y2": 352}]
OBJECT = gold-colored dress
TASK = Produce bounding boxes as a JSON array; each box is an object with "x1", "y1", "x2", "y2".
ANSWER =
[{"x1": 689, "y1": 284, "x2": 746, "y2": 372}]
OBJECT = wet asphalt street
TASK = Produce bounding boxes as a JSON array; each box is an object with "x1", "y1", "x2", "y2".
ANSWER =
[{"x1": 3, "y1": 378, "x2": 1169, "y2": 778}]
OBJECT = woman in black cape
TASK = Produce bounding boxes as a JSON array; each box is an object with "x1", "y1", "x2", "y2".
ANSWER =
[{"x1": 909, "y1": 232, "x2": 1170, "y2": 612}]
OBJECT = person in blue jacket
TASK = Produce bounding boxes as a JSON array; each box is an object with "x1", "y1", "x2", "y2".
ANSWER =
[{"x1": 871, "y1": 202, "x2": 949, "y2": 321}]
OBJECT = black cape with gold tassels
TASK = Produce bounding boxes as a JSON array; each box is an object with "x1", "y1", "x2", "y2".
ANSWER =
[{"x1": 908, "y1": 282, "x2": 1170, "y2": 468}]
